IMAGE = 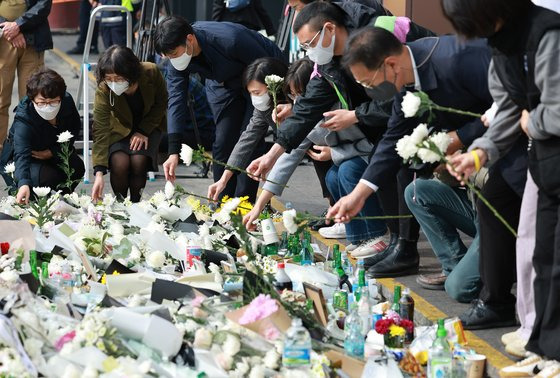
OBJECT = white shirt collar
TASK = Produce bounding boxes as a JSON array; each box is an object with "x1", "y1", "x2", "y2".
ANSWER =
[{"x1": 406, "y1": 45, "x2": 422, "y2": 91}]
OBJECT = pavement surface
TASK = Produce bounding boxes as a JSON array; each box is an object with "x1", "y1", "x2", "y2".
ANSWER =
[{"x1": 1, "y1": 32, "x2": 519, "y2": 377}]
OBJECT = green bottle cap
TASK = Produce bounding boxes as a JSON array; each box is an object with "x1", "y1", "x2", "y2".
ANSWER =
[{"x1": 437, "y1": 318, "x2": 447, "y2": 338}]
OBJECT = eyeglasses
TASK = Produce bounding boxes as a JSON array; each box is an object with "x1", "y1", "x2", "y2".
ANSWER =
[
  {"x1": 356, "y1": 64, "x2": 384, "y2": 89},
  {"x1": 33, "y1": 100, "x2": 61, "y2": 108},
  {"x1": 300, "y1": 29, "x2": 322, "y2": 51}
]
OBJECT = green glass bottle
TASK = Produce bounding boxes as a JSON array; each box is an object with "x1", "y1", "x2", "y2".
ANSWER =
[
  {"x1": 333, "y1": 244, "x2": 345, "y2": 278},
  {"x1": 41, "y1": 262, "x2": 49, "y2": 279},
  {"x1": 291, "y1": 235, "x2": 302, "y2": 263},
  {"x1": 301, "y1": 239, "x2": 313, "y2": 266},
  {"x1": 30, "y1": 250, "x2": 39, "y2": 279},
  {"x1": 392, "y1": 285, "x2": 402, "y2": 312}
]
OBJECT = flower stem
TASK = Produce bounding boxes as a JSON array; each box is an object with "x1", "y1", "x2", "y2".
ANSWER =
[
  {"x1": 431, "y1": 104, "x2": 483, "y2": 119},
  {"x1": 199, "y1": 156, "x2": 288, "y2": 188}
]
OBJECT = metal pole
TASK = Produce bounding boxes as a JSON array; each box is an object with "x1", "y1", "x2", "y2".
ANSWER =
[{"x1": 83, "y1": 63, "x2": 90, "y2": 184}]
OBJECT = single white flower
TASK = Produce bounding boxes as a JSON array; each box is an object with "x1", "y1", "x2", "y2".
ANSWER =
[
  {"x1": 0, "y1": 270, "x2": 18, "y2": 283},
  {"x1": 150, "y1": 191, "x2": 167, "y2": 207},
  {"x1": 264, "y1": 349, "x2": 280, "y2": 369},
  {"x1": 193, "y1": 328, "x2": 213, "y2": 349},
  {"x1": 129, "y1": 245, "x2": 142, "y2": 261},
  {"x1": 249, "y1": 365, "x2": 266, "y2": 378},
  {"x1": 57, "y1": 131, "x2": 73, "y2": 143},
  {"x1": 282, "y1": 209, "x2": 298, "y2": 234},
  {"x1": 232, "y1": 358, "x2": 250, "y2": 376},
  {"x1": 146, "y1": 250, "x2": 165, "y2": 268},
  {"x1": 216, "y1": 352, "x2": 233, "y2": 371},
  {"x1": 222, "y1": 334, "x2": 241, "y2": 356},
  {"x1": 429, "y1": 132, "x2": 452, "y2": 155},
  {"x1": 409, "y1": 123, "x2": 429, "y2": 145},
  {"x1": 265, "y1": 74, "x2": 284, "y2": 86},
  {"x1": 401, "y1": 91, "x2": 422, "y2": 118},
  {"x1": 164, "y1": 181, "x2": 175, "y2": 199},
  {"x1": 4, "y1": 162, "x2": 15, "y2": 175},
  {"x1": 395, "y1": 135, "x2": 418, "y2": 161},
  {"x1": 180, "y1": 144, "x2": 194, "y2": 166},
  {"x1": 32, "y1": 186, "x2": 51, "y2": 197}
]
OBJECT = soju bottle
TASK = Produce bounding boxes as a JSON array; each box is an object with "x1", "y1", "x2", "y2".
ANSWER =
[
  {"x1": 391, "y1": 285, "x2": 401, "y2": 312},
  {"x1": 333, "y1": 244, "x2": 345, "y2": 277},
  {"x1": 30, "y1": 250, "x2": 39, "y2": 279},
  {"x1": 300, "y1": 239, "x2": 313, "y2": 266}
]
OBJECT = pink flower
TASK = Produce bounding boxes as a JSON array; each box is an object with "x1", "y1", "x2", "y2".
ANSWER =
[
  {"x1": 55, "y1": 330, "x2": 76, "y2": 351},
  {"x1": 191, "y1": 296, "x2": 205, "y2": 308},
  {"x1": 239, "y1": 294, "x2": 278, "y2": 325},
  {"x1": 263, "y1": 326, "x2": 280, "y2": 341}
]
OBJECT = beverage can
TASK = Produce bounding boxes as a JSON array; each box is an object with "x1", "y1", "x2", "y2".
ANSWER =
[
  {"x1": 186, "y1": 246, "x2": 202, "y2": 267},
  {"x1": 333, "y1": 289, "x2": 348, "y2": 312},
  {"x1": 372, "y1": 313, "x2": 383, "y2": 329}
]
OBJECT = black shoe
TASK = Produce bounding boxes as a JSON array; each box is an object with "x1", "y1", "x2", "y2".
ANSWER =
[
  {"x1": 366, "y1": 237, "x2": 419, "y2": 278},
  {"x1": 459, "y1": 299, "x2": 517, "y2": 330},
  {"x1": 66, "y1": 45, "x2": 84, "y2": 54},
  {"x1": 363, "y1": 233, "x2": 399, "y2": 269},
  {"x1": 90, "y1": 46, "x2": 99, "y2": 54},
  {"x1": 309, "y1": 209, "x2": 328, "y2": 231}
]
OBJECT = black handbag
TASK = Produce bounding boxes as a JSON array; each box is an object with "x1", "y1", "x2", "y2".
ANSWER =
[
  {"x1": 528, "y1": 137, "x2": 560, "y2": 196},
  {"x1": 0, "y1": 138, "x2": 15, "y2": 188}
]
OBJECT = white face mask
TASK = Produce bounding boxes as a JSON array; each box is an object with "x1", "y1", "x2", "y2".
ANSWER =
[
  {"x1": 107, "y1": 80, "x2": 129, "y2": 96},
  {"x1": 306, "y1": 25, "x2": 336, "y2": 65},
  {"x1": 34, "y1": 102, "x2": 61, "y2": 121},
  {"x1": 170, "y1": 43, "x2": 193, "y2": 71},
  {"x1": 251, "y1": 93, "x2": 271, "y2": 112}
]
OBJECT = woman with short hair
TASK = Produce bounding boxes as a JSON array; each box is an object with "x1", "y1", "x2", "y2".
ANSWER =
[
  {"x1": 91, "y1": 45, "x2": 167, "y2": 202},
  {"x1": 0, "y1": 68, "x2": 84, "y2": 204}
]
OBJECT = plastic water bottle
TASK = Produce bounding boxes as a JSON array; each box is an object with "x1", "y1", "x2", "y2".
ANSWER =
[
  {"x1": 283, "y1": 318, "x2": 311, "y2": 368},
  {"x1": 344, "y1": 303, "x2": 365, "y2": 358},
  {"x1": 428, "y1": 319, "x2": 452, "y2": 378},
  {"x1": 357, "y1": 287, "x2": 372, "y2": 335}
]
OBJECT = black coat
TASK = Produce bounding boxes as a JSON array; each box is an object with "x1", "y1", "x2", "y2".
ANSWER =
[
  {"x1": 0, "y1": 0, "x2": 53, "y2": 52},
  {"x1": 276, "y1": 1, "x2": 434, "y2": 151},
  {"x1": 212, "y1": 0, "x2": 276, "y2": 36},
  {"x1": 2, "y1": 93, "x2": 80, "y2": 188}
]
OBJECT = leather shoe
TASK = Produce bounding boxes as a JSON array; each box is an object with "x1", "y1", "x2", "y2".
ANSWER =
[
  {"x1": 459, "y1": 299, "x2": 517, "y2": 330},
  {"x1": 416, "y1": 272, "x2": 447, "y2": 290},
  {"x1": 366, "y1": 237, "x2": 419, "y2": 278},
  {"x1": 363, "y1": 233, "x2": 398, "y2": 269},
  {"x1": 66, "y1": 45, "x2": 84, "y2": 54}
]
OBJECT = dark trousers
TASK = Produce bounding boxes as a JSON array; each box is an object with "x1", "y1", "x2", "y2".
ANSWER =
[
  {"x1": 101, "y1": 23, "x2": 127, "y2": 49},
  {"x1": 212, "y1": 94, "x2": 264, "y2": 203},
  {"x1": 526, "y1": 190, "x2": 560, "y2": 360},
  {"x1": 77, "y1": 0, "x2": 99, "y2": 49},
  {"x1": 377, "y1": 166, "x2": 420, "y2": 239},
  {"x1": 36, "y1": 152, "x2": 85, "y2": 193},
  {"x1": 477, "y1": 168, "x2": 521, "y2": 305},
  {"x1": 311, "y1": 159, "x2": 334, "y2": 205}
]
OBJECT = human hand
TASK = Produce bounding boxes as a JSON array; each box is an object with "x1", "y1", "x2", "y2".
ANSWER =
[
  {"x1": 520, "y1": 109, "x2": 530, "y2": 136},
  {"x1": 91, "y1": 173, "x2": 104, "y2": 201},
  {"x1": 208, "y1": 179, "x2": 228, "y2": 202},
  {"x1": 273, "y1": 103, "x2": 293, "y2": 124},
  {"x1": 10, "y1": 33, "x2": 26, "y2": 49},
  {"x1": 163, "y1": 154, "x2": 179, "y2": 182},
  {"x1": 0, "y1": 22, "x2": 20, "y2": 41},
  {"x1": 31, "y1": 149, "x2": 53, "y2": 160},
  {"x1": 247, "y1": 154, "x2": 274, "y2": 182},
  {"x1": 446, "y1": 149, "x2": 488, "y2": 184},
  {"x1": 242, "y1": 207, "x2": 261, "y2": 230},
  {"x1": 16, "y1": 185, "x2": 30, "y2": 205},
  {"x1": 321, "y1": 109, "x2": 357, "y2": 132},
  {"x1": 130, "y1": 132, "x2": 148, "y2": 151},
  {"x1": 306, "y1": 145, "x2": 332, "y2": 162},
  {"x1": 326, "y1": 183, "x2": 372, "y2": 223}
]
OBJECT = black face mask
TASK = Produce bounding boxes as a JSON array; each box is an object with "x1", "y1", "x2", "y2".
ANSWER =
[{"x1": 364, "y1": 66, "x2": 399, "y2": 101}]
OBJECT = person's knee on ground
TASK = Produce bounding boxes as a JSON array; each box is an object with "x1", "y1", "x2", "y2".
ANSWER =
[
  {"x1": 129, "y1": 155, "x2": 150, "y2": 202},
  {"x1": 109, "y1": 151, "x2": 131, "y2": 199},
  {"x1": 444, "y1": 272, "x2": 479, "y2": 303}
]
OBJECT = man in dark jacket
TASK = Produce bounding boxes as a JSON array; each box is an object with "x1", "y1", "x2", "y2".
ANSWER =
[
  {"x1": 0, "y1": 0, "x2": 52, "y2": 149},
  {"x1": 212, "y1": 0, "x2": 276, "y2": 37},
  {"x1": 325, "y1": 28, "x2": 494, "y2": 277},
  {"x1": 154, "y1": 16, "x2": 285, "y2": 202},
  {"x1": 247, "y1": 2, "x2": 433, "y2": 252}
]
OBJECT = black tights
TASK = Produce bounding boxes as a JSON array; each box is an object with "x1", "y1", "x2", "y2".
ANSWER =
[
  {"x1": 109, "y1": 151, "x2": 150, "y2": 202},
  {"x1": 38, "y1": 152, "x2": 85, "y2": 194}
]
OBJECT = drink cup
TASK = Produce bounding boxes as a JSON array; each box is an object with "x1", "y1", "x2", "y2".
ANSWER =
[{"x1": 465, "y1": 354, "x2": 486, "y2": 378}]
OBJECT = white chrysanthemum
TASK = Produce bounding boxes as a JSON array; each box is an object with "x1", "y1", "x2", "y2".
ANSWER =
[
  {"x1": 193, "y1": 328, "x2": 213, "y2": 349},
  {"x1": 164, "y1": 181, "x2": 175, "y2": 199},
  {"x1": 146, "y1": 250, "x2": 165, "y2": 268},
  {"x1": 32, "y1": 186, "x2": 51, "y2": 197},
  {"x1": 401, "y1": 91, "x2": 421, "y2": 118},
  {"x1": 249, "y1": 365, "x2": 266, "y2": 378},
  {"x1": 57, "y1": 131, "x2": 73, "y2": 143},
  {"x1": 429, "y1": 132, "x2": 451, "y2": 155},
  {"x1": 4, "y1": 162, "x2": 15, "y2": 174},
  {"x1": 150, "y1": 191, "x2": 167, "y2": 207},
  {"x1": 417, "y1": 147, "x2": 441, "y2": 164},
  {"x1": 395, "y1": 135, "x2": 418, "y2": 160},
  {"x1": 222, "y1": 334, "x2": 241, "y2": 356},
  {"x1": 129, "y1": 245, "x2": 142, "y2": 261},
  {"x1": 0, "y1": 270, "x2": 18, "y2": 283},
  {"x1": 409, "y1": 123, "x2": 429, "y2": 145},
  {"x1": 180, "y1": 144, "x2": 194, "y2": 166},
  {"x1": 264, "y1": 349, "x2": 280, "y2": 370},
  {"x1": 282, "y1": 209, "x2": 298, "y2": 234},
  {"x1": 265, "y1": 74, "x2": 284, "y2": 86}
]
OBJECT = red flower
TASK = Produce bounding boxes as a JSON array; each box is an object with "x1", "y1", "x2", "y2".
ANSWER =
[
  {"x1": 399, "y1": 319, "x2": 414, "y2": 332},
  {"x1": 0, "y1": 243, "x2": 9, "y2": 255},
  {"x1": 375, "y1": 318, "x2": 394, "y2": 335}
]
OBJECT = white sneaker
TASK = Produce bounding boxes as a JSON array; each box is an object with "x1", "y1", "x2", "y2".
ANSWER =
[
  {"x1": 318, "y1": 223, "x2": 346, "y2": 239},
  {"x1": 351, "y1": 235, "x2": 389, "y2": 258},
  {"x1": 536, "y1": 361, "x2": 560, "y2": 378},
  {"x1": 499, "y1": 353, "x2": 542, "y2": 377},
  {"x1": 502, "y1": 330, "x2": 523, "y2": 346},
  {"x1": 505, "y1": 338, "x2": 528, "y2": 359},
  {"x1": 345, "y1": 243, "x2": 358, "y2": 252}
]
